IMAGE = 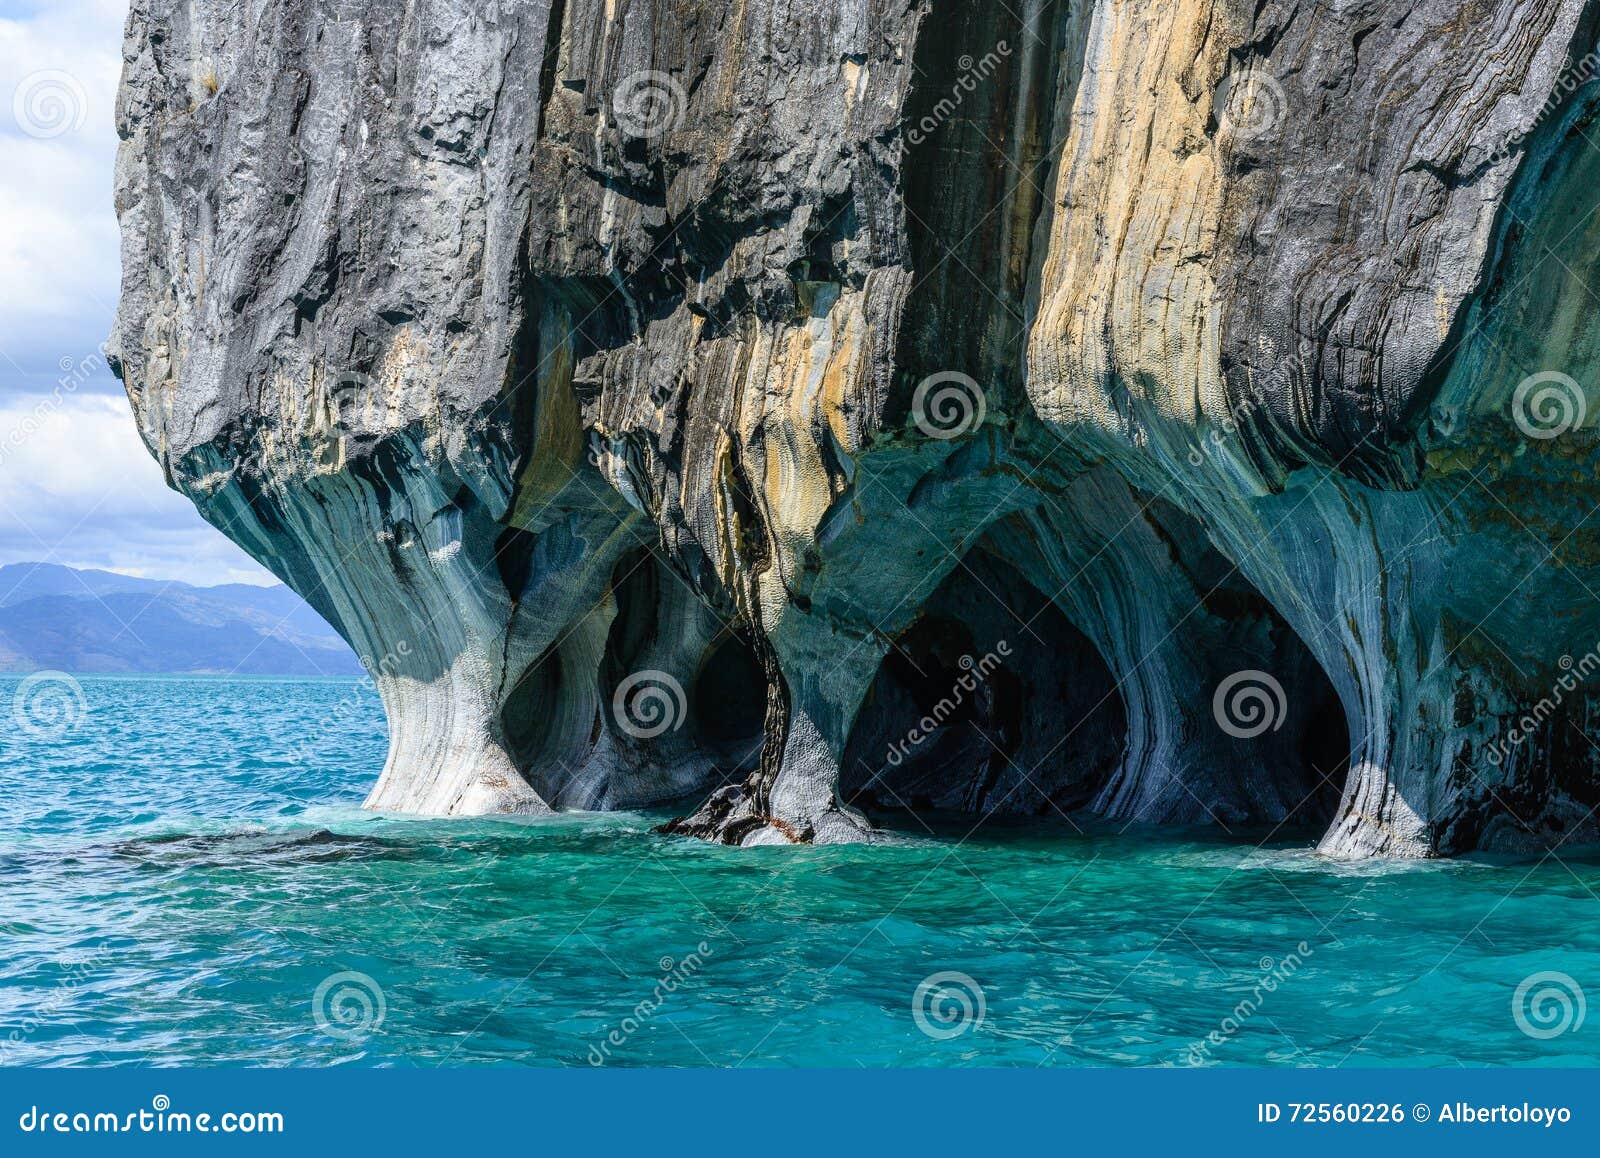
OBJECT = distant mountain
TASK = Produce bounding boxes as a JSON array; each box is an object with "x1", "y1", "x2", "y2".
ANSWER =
[{"x1": 0, "y1": 563, "x2": 363, "y2": 676}]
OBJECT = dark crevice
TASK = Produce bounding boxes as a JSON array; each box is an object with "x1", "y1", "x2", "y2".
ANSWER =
[
  {"x1": 840, "y1": 542, "x2": 1124, "y2": 828},
  {"x1": 892, "y1": 0, "x2": 1069, "y2": 422},
  {"x1": 535, "y1": 0, "x2": 567, "y2": 140},
  {"x1": 691, "y1": 629, "x2": 767, "y2": 753}
]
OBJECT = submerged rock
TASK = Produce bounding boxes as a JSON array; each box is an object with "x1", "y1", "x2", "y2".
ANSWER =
[{"x1": 112, "y1": 0, "x2": 1600, "y2": 857}]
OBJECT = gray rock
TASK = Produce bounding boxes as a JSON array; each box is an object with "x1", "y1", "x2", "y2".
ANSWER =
[{"x1": 112, "y1": 0, "x2": 1600, "y2": 857}]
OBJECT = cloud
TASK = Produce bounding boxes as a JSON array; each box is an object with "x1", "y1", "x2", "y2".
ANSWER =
[
  {"x1": 0, "y1": 2, "x2": 275, "y2": 587},
  {"x1": 0, "y1": 390, "x2": 277, "y2": 586},
  {"x1": 0, "y1": 0, "x2": 125, "y2": 389}
]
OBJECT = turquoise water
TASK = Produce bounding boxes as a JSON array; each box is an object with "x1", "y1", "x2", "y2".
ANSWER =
[{"x1": 2, "y1": 673, "x2": 1599, "y2": 1067}]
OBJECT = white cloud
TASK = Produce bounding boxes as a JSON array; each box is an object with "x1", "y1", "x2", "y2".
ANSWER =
[
  {"x1": 0, "y1": 0, "x2": 125, "y2": 383},
  {"x1": 0, "y1": 2, "x2": 275, "y2": 587},
  {"x1": 0, "y1": 390, "x2": 277, "y2": 586}
]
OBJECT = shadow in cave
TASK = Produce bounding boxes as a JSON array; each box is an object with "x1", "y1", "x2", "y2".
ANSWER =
[
  {"x1": 501, "y1": 549, "x2": 768, "y2": 809},
  {"x1": 689, "y1": 627, "x2": 767, "y2": 779},
  {"x1": 1137, "y1": 492, "x2": 1350, "y2": 834},
  {"x1": 838, "y1": 517, "x2": 1351, "y2": 838},
  {"x1": 840, "y1": 546, "x2": 1126, "y2": 831}
]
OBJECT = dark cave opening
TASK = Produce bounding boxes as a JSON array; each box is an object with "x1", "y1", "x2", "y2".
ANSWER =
[
  {"x1": 498, "y1": 549, "x2": 669, "y2": 804},
  {"x1": 599, "y1": 548, "x2": 766, "y2": 786},
  {"x1": 835, "y1": 505, "x2": 1352, "y2": 837},
  {"x1": 1139, "y1": 494, "x2": 1350, "y2": 831},
  {"x1": 1125, "y1": 491, "x2": 1350, "y2": 832},
  {"x1": 499, "y1": 640, "x2": 567, "y2": 795},
  {"x1": 496, "y1": 513, "x2": 1349, "y2": 832},
  {"x1": 840, "y1": 545, "x2": 1126, "y2": 828},
  {"x1": 691, "y1": 629, "x2": 767, "y2": 768},
  {"x1": 1296, "y1": 682, "x2": 1352, "y2": 826},
  {"x1": 499, "y1": 547, "x2": 769, "y2": 808}
]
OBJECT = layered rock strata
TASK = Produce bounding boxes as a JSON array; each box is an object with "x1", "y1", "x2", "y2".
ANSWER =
[{"x1": 114, "y1": 0, "x2": 1600, "y2": 857}]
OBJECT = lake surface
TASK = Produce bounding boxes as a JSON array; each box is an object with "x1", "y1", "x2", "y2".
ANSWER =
[{"x1": 2, "y1": 673, "x2": 1597, "y2": 1067}]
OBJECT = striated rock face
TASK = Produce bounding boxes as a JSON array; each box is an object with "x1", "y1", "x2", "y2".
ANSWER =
[{"x1": 113, "y1": 0, "x2": 1600, "y2": 857}]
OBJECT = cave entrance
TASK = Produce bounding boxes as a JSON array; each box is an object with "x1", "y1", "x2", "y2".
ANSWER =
[
  {"x1": 598, "y1": 548, "x2": 768, "y2": 799},
  {"x1": 1290, "y1": 661, "x2": 1350, "y2": 830},
  {"x1": 840, "y1": 545, "x2": 1125, "y2": 830},
  {"x1": 690, "y1": 628, "x2": 767, "y2": 773},
  {"x1": 1130, "y1": 491, "x2": 1349, "y2": 832},
  {"x1": 499, "y1": 548, "x2": 769, "y2": 809},
  {"x1": 836, "y1": 501, "x2": 1350, "y2": 837}
]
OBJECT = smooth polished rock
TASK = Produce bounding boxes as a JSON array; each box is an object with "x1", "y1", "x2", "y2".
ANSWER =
[{"x1": 114, "y1": 0, "x2": 1600, "y2": 857}]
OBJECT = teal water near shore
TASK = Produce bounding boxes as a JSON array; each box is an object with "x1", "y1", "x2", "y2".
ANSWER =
[{"x1": 2, "y1": 674, "x2": 1598, "y2": 1067}]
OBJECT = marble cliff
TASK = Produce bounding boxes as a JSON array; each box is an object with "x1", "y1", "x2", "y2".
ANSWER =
[{"x1": 112, "y1": 0, "x2": 1600, "y2": 857}]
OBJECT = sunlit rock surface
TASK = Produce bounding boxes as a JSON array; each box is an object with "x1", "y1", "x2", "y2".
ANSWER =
[{"x1": 113, "y1": 0, "x2": 1600, "y2": 857}]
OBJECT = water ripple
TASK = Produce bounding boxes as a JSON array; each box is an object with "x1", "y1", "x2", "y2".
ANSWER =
[{"x1": 1, "y1": 674, "x2": 1597, "y2": 1067}]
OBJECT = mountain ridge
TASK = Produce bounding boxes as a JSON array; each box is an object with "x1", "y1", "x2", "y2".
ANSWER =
[{"x1": 0, "y1": 563, "x2": 362, "y2": 676}]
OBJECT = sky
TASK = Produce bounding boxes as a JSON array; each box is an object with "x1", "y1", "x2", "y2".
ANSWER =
[{"x1": 0, "y1": 0, "x2": 275, "y2": 585}]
